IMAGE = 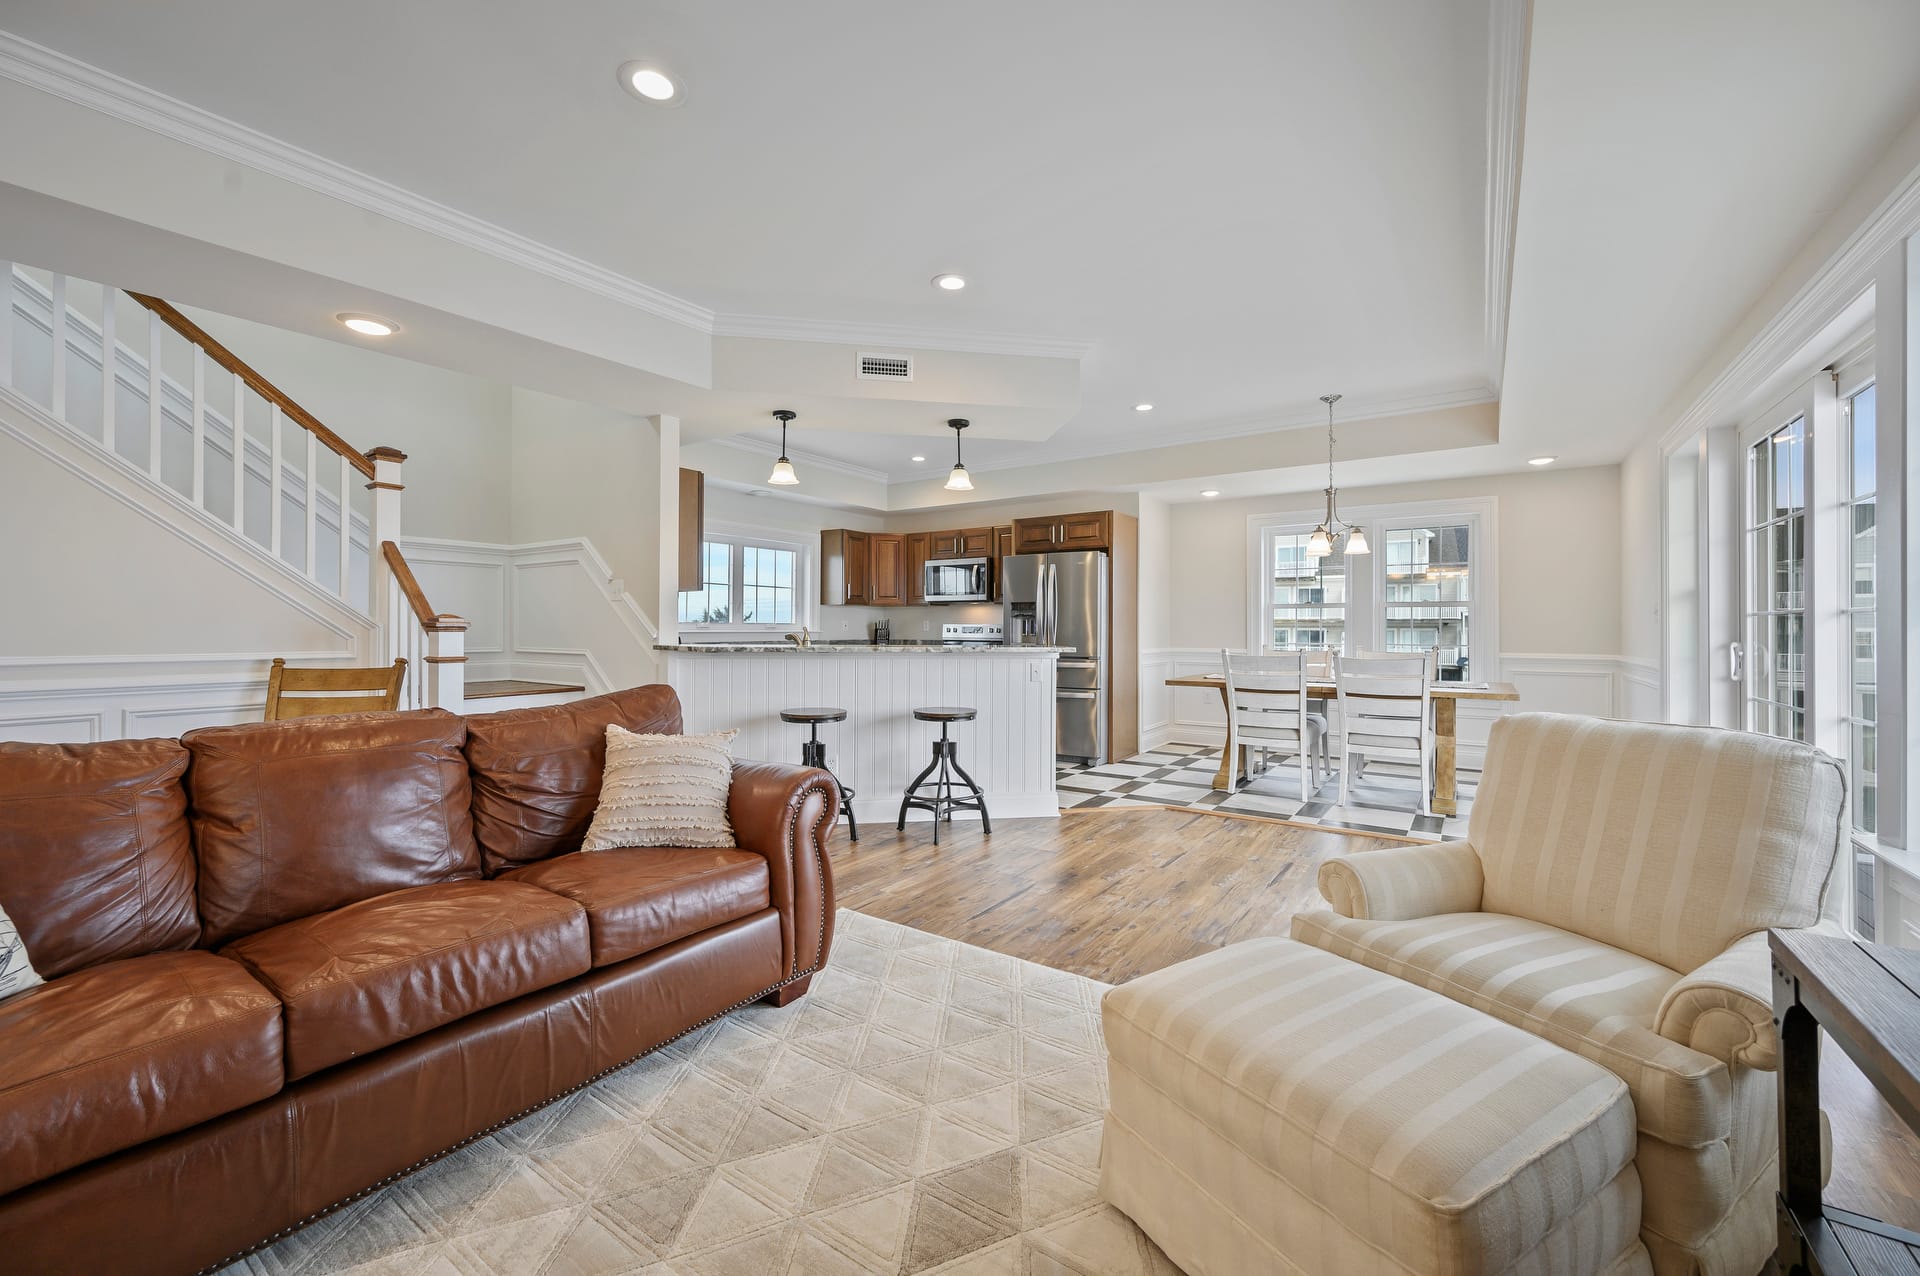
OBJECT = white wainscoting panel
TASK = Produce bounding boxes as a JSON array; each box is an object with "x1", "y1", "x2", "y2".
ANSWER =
[
  {"x1": 1619, "y1": 658, "x2": 1663, "y2": 722},
  {"x1": 664, "y1": 650, "x2": 1060, "y2": 824},
  {"x1": 0, "y1": 664, "x2": 346, "y2": 743}
]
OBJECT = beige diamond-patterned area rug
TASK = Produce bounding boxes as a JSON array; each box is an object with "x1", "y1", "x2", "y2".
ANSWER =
[{"x1": 226, "y1": 910, "x2": 1181, "y2": 1276}]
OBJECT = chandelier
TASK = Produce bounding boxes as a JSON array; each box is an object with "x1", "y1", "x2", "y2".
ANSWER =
[{"x1": 1306, "y1": 393, "x2": 1369, "y2": 558}]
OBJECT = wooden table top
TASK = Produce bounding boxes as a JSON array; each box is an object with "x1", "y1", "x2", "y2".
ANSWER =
[
  {"x1": 1771, "y1": 929, "x2": 1920, "y2": 1135},
  {"x1": 1165, "y1": 674, "x2": 1520, "y2": 701}
]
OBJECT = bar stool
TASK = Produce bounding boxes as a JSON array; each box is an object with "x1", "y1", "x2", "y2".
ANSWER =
[
  {"x1": 897, "y1": 707, "x2": 990, "y2": 844},
  {"x1": 779, "y1": 707, "x2": 857, "y2": 841}
]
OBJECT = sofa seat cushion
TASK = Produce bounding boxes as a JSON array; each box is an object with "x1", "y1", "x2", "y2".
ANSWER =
[
  {"x1": 223, "y1": 880, "x2": 589, "y2": 1080},
  {"x1": 1292, "y1": 909, "x2": 1730, "y2": 1147},
  {"x1": 0, "y1": 950, "x2": 283, "y2": 1195},
  {"x1": 499, "y1": 848, "x2": 770, "y2": 967},
  {"x1": 1102, "y1": 937, "x2": 1640, "y2": 1276}
]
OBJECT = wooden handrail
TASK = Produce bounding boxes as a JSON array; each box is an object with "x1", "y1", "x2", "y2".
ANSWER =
[
  {"x1": 381, "y1": 541, "x2": 469, "y2": 632},
  {"x1": 124, "y1": 292, "x2": 375, "y2": 478}
]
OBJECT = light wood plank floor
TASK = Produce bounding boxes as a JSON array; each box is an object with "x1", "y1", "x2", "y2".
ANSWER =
[{"x1": 829, "y1": 807, "x2": 1920, "y2": 1236}]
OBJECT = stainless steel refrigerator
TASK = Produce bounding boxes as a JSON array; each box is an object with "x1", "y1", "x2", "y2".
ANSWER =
[{"x1": 1002, "y1": 550, "x2": 1110, "y2": 765}]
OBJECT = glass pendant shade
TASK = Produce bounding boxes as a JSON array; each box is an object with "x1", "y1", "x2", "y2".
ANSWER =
[
  {"x1": 1344, "y1": 525, "x2": 1370, "y2": 555},
  {"x1": 767, "y1": 456, "x2": 799, "y2": 485},
  {"x1": 1306, "y1": 526, "x2": 1333, "y2": 558},
  {"x1": 945, "y1": 464, "x2": 974, "y2": 492}
]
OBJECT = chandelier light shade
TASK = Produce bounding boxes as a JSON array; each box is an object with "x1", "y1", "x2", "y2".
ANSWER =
[
  {"x1": 766, "y1": 409, "x2": 799, "y2": 485},
  {"x1": 1306, "y1": 393, "x2": 1369, "y2": 557},
  {"x1": 944, "y1": 418, "x2": 974, "y2": 492}
]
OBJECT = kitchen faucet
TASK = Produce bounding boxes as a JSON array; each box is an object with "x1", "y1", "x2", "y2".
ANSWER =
[{"x1": 785, "y1": 626, "x2": 812, "y2": 648}]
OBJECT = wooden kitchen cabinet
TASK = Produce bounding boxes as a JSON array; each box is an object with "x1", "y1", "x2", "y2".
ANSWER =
[
  {"x1": 904, "y1": 532, "x2": 930, "y2": 605},
  {"x1": 1012, "y1": 510, "x2": 1113, "y2": 553},
  {"x1": 993, "y1": 526, "x2": 1013, "y2": 600},
  {"x1": 929, "y1": 527, "x2": 993, "y2": 559},
  {"x1": 869, "y1": 533, "x2": 906, "y2": 606},
  {"x1": 820, "y1": 530, "x2": 873, "y2": 604},
  {"x1": 677, "y1": 468, "x2": 705, "y2": 591}
]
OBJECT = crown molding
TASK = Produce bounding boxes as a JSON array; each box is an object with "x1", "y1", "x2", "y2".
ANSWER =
[
  {"x1": 0, "y1": 31, "x2": 1100, "y2": 366},
  {"x1": 1658, "y1": 148, "x2": 1920, "y2": 454},
  {"x1": 711, "y1": 312, "x2": 1094, "y2": 361},
  {"x1": 962, "y1": 380, "x2": 1499, "y2": 477},
  {"x1": 701, "y1": 435, "x2": 892, "y2": 485},
  {"x1": 1482, "y1": 0, "x2": 1530, "y2": 394}
]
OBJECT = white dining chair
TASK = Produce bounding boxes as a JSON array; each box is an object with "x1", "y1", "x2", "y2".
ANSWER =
[
  {"x1": 1303, "y1": 648, "x2": 1335, "y2": 777},
  {"x1": 1222, "y1": 649, "x2": 1326, "y2": 800},
  {"x1": 1333, "y1": 651, "x2": 1435, "y2": 815}
]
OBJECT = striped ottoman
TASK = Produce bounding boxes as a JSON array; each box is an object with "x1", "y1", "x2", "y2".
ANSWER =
[{"x1": 1100, "y1": 938, "x2": 1653, "y2": 1276}]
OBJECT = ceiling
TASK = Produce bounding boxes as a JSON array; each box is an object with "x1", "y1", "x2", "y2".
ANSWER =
[{"x1": 3, "y1": 1, "x2": 1920, "y2": 502}]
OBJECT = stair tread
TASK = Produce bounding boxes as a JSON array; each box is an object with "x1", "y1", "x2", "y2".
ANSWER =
[{"x1": 464, "y1": 679, "x2": 587, "y2": 699}]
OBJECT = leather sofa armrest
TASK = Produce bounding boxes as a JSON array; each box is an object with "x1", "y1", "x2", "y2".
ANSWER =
[
  {"x1": 1654, "y1": 931, "x2": 1778, "y2": 1069},
  {"x1": 1315, "y1": 841, "x2": 1485, "y2": 921},
  {"x1": 728, "y1": 761, "x2": 839, "y2": 982}
]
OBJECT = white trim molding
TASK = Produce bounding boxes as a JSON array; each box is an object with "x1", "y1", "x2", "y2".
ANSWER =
[{"x1": 1482, "y1": 0, "x2": 1530, "y2": 392}]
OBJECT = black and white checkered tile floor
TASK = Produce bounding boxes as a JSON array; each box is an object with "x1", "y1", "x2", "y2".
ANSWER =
[{"x1": 1057, "y1": 742, "x2": 1475, "y2": 841}]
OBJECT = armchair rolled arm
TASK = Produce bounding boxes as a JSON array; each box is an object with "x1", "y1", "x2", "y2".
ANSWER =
[
  {"x1": 1316, "y1": 842, "x2": 1485, "y2": 921},
  {"x1": 1654, "y1": 931, "x2": 1777, "y2": 1069},
  {"x1": 728, "y1": 761, "x2": 839, "y2": 984}
]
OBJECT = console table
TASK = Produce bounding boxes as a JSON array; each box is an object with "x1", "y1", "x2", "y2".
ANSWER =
[{"x1": 1772, "y1": 929, "x2": 1920, "y2": 1274}]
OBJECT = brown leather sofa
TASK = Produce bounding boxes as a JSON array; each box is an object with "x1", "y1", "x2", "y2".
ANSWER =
[{"x1": 0, "y1": 684, "x2": 837, "y2": 1276}]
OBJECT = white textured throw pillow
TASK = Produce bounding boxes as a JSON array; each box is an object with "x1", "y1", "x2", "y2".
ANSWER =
[
  {"x1": 0, "y1": 901, "x2": 43, "y2": 1002},
  {"x1": 582, "y1": 725, "x2": 739, "y2": 850}
]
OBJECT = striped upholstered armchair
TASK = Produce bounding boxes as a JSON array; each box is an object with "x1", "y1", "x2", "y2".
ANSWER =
[{"x1": 1292, "y1": 712, "x2": 1847, "y2": 1276}]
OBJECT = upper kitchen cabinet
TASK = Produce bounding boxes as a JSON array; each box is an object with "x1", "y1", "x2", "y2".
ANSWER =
[
  {"x1": 1012, "y1": 510, "x2": 1114, "y2": 553},
  {"x1": 821, "y1": 529, "x2": 872, "y2": 605},
  {"x1": 929, "y1": 527, "x2": 994, "y2": 559},
  {"x1": 904, "y1": 532, "x2": 931, "y2": 605},
  {"x1": 869, "y1": 533, "x2": 906, "y2": 607}
]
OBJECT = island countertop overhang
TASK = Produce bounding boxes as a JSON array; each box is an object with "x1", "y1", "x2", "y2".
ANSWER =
[{"x1": 654, "y1": 643, "x2": 1066, "y2": 655}]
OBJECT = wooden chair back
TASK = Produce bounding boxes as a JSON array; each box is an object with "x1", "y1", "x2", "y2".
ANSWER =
[
  {"x1": 264, "y1": 657, "x2": 408, "y2": 721},
  {"x1": 1333, "y1": 652, "x2": 1432, "y2": 751},
  {"x1": 1222, "y1": 649, "x2": 1311, "y2": 743}
]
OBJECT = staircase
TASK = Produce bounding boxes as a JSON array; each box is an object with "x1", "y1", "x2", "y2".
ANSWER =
[{"x1": 1, "y1": 262, "x2": 474, "y2": 712}]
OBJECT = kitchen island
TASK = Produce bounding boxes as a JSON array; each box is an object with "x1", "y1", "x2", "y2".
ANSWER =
[{"x1": 657, "y1": 641, "x2": 1063, "y2": 824}]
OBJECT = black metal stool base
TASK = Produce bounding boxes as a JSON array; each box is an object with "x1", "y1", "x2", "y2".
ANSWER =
[
  {"x1": 800, "y1": 733, "x2": 857, "y2": 841},
  {"x1": 896, "y1": 724, "x2": 990, "y2": 845}
]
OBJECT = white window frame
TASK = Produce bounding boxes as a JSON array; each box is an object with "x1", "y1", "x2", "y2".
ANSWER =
[
  {"x1": 675, "y1": 520, "x2": 813, "y2": 636},
  {"x1": 1246, "y1": 496, "x2": 1499, "y2": 679},
  {"x1": 1738, "y1": 390, "x2": 1814, "y2": 742},
  {"x1": 1837, "y1": 353, "x2": 1879, "y2": 842}
]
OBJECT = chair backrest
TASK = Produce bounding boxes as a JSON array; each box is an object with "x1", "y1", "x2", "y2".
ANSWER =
[
  {"x1": 264, "y1": 657, "x2": 407, "y2": 721},
  {"x1": 1302, "y1": 648, "x2": 1335, "y2": 682},
  {"x1": 1470, "y1": 713, "x2": 1848, "y2": 972},
  {"x1": 1333, "y1": 653, "x2": 1431, "y2": 745},
  {"x1": 1223, "y1": 649, "x2": 1309, "y2": 739}
]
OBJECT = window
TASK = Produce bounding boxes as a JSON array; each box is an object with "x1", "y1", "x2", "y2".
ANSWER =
[
  {"x1": 1263, "y1": 531, "x2": 1347, "y2": 652},
  {"x1": 1252, "y1": 499, "x2": 1493, "y2": 675},
  {"x1": 1844, "y1": 382, "x2": 1878, "y2": 836},
  {"x1": 1744, "y1": 416, "x2": 1807, "y2": 740},
  {"x1": 677, "y1": 532, "x2": 803, "y2": 629}
]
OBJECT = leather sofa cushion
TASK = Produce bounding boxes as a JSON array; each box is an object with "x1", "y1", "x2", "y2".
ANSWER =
[
  {"x1": 0, "y1": 950, "x2": 283, "y2": 1195},
  {"x1": 184, "y1": 709, "x2": 482, "y2": 946},
  {"x1": 464, "y1": 684, "x2": 685, "y2": 873},
  {"x1": 0, "y1": 738, "x2": 199, "y2": 978},
  {"x1": 222, "y1": 879, "x2": 589, "y2": 1080},
  {"x1": 501, "y1": 847, "x2": 770, "y2": 966}
]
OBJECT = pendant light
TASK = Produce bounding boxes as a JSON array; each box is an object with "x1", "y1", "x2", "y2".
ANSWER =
[
  {"x1": 1306, "y1": 394, "x2": 1370, "y2": 557},
  {"x1": 944, "y1": 418, "x2": 974, "y2": 492},
  {"x1": 766, "y1": 409, "x2": 799, "y2": 486}
]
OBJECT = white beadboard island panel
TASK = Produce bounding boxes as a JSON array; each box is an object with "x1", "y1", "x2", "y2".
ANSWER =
[{"x1": 660, "y1": 647, "x2": 1060, "y2": 824}]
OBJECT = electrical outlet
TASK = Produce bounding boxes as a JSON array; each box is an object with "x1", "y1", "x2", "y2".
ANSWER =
[{"x1": 921, "y1": 620, "x2": 931, "y2": 633}]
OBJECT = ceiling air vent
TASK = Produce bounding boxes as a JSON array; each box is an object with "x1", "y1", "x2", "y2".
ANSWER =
[{"x1": 857, "y1": 352, "x2": 913, "y2": 381}]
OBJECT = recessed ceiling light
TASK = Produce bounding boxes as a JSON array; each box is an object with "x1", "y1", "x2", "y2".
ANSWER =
[
  {"x1": 1134, "y1": 403, "x2": 1154, "y2": 412},
  {"x1": 1528, "y1": 455, "x2": 1557, "y2": 466},
  {"x1": 336, "y1": 313, "x2": 396, "y2": 337},
  {"x1": 1200, "y1": 489, "x2": 1221, "y2": 498},
  {"x1": 617, "y1": 61, "x2": 684, "y2": 105},
  {"x1": 931, "y1": 273, "x2": 967, "y2": 291},
  {"x1": 911, "y1": 455, "x2": 926, "y2": 463}
]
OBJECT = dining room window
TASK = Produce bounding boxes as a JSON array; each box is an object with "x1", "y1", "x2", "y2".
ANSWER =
[
  {"x1": 1263, "y1": 530, "x2": 1347, "y2": 652},
  {"x1": 1382, "y1": 522, "x2": 1474, "y2": 680},
  {"x1": 1744, "y1": 415, "x2": 1808, "y2": 741}
]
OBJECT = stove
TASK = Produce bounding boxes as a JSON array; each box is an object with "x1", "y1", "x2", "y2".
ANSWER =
[{"x1": 941, "y1": 622, "x2": 1004, "y2": 646}]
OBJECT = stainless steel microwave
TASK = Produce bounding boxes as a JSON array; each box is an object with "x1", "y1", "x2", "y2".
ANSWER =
[{"x1": 923, "y1": 556, "x2": 991, "y2": 604}]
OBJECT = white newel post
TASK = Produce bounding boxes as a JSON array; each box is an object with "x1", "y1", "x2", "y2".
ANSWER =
[
  {"x1": 426, "y1": 619, "x2": 469, "y2": 714},
  {"x1": 653, "y1": 414, "x2": 681, "y2": 648},
  {"x1": 365, "y1": 446, "x2": 406, "y2": 662}
]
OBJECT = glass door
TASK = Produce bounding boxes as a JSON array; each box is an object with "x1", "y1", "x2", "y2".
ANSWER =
[{"x1": 1744, "y1": 415, "x2": 1808, "y2": 740}]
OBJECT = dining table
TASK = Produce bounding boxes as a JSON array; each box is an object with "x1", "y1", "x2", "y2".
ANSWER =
[{"x1": 1162, "y1": 675, "x2": 1521, "y2": 815}]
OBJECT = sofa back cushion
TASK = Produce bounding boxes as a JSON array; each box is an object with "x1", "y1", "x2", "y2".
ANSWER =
[
  {"x1": 0, "y1": 739, "x2": 200, "y2": 978},
  {"x1": 464, "y1": 684, "x2": 684, "y2": 873},
  {"x1": 1471, "y1": 713, "x2": 1845, "y2": 972},
  {"x1": 184, "y1": 709, "x2": 480, "y2": 946}
]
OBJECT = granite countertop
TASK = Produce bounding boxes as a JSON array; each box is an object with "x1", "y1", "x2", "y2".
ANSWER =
[{"x1": 654, "y1": 641, "x2": 1067, "y2": 654}]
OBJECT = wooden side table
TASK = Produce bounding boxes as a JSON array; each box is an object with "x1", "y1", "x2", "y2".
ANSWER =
[{"x1": 1772, "y1": 929, "x2": 1920, "y2": 1274}]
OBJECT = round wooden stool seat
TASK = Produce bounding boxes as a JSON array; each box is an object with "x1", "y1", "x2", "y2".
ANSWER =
[
  {"x1": 912, "y1": 706, "x2": 977, "y2": 722},
  {"x1": 779, "y1": 706, "x2": 848, "y2": 724}
]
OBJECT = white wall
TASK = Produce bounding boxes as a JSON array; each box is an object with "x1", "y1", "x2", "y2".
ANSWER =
[{"x1": 1618, "y1": 433, "x2": 1666, "y2": 719}]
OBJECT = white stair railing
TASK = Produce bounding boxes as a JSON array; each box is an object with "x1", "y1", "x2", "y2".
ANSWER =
[{"x1": 3, "y1": 261, "x2": 467, "y2": 711}]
